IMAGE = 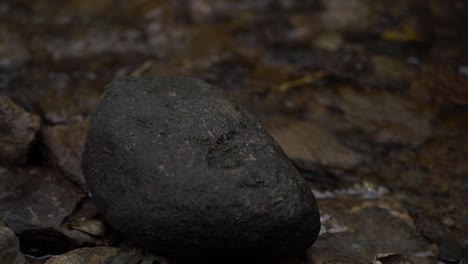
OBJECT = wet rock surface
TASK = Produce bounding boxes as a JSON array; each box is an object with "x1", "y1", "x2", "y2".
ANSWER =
[
  {"x1": 0, "y1": 167, "x2": 84, "y2": 232},
  {"x1": 44, "y1": 247, "x2": 120, "y2": 264},
  {"x1": 0, "y1": 224, "x2": 25, "y2": 264},
  {"x1": 307, "y1": 196, "x2": 434, "y2": 263},
  {"x1": 83, "y1": 76, "x2": 320, "y2": 259},
  {"x1": 42, "y1": 118, "x2": 90, "y2": 188},
  {"x1": 270, "y1": 122, "x2": 361, "y2": 171},
  {"x1": 0, "y1": 96, "x2": 40, "y2": 165},
  {"x1": 0, "y1": 167, "x2": 87, "y2": 257}
]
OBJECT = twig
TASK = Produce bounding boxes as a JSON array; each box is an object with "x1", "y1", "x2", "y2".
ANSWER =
[
  {"x1": 276, "y1": 71, "x2": 329, "y2": 92},
  {"x1": 131, "y1": 60, "x2": 153, "y2": 76}
]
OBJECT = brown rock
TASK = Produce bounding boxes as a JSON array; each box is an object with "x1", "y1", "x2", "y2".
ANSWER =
[
  {"x1": 0, "y1": 167, "x2": 86, "y2": 256},
  {"x1": 0, "y1": 96, "x2": 40, "y2": 164},
  {"x1": 411, "y1": 66, "x2": 468, "y2": 106},
  {"x1": 270, "y1": 122, "x2": 361, "y2": 171},
  {"x1": 42, "y1": 119, "x2": 90, "y2": 188},
  {"x1": 45, "y1": 247, "x2": 120, "y2": 264},
  {"x1": 306, "y1": 86, "x2": 433, "y2": 146},
  {"x1": 0, "y1": 225, "x2": 25, "y2": 264},
  {"x1": 319, "y1": 0, "x2": 372, "y2": 32},
  {"x1": 370, "y1": 55, "x2": 416, "y2": 87},
  {"x1": 308, "y1": 196, "x2": 434, "y2": 264}
]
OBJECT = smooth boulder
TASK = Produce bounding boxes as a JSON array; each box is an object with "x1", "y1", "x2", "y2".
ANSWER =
[{"x1": 82, "y1": 76, "x2": 320, "y2": 259}]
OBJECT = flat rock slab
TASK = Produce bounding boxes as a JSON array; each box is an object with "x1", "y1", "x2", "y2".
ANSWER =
[
  {"x1": 83, "y1": 76, "x2": 320, "y2": 259},
  {"x1": 308, "y1": 196, "x2": 435, "y2": 264},
  {"x1": 45, "y1": 247, "x2": 120, "y2": 264},
  {"x1": 270, "y1": 122, "x2": 361, "y2": 171},
  {"x1": 0, "y1": 167, "x2": 84, "y2": 233},
  {"x1": 0, "y1": 167, "x2": 85, "y2": 256}
]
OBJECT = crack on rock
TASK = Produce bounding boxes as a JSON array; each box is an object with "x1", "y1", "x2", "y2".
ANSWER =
[{"x1": 207, "y1": 130, "x2": 245, "y2": 169}]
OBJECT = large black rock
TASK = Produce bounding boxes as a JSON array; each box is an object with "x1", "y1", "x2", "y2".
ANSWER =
[{"x1": 82, "y1": 76, "x2": 320, "y2": 259}]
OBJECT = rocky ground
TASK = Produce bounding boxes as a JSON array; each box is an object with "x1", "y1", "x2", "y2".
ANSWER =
[{"x1": 0, "y1": 0, "x2": 467, "y2": 263}]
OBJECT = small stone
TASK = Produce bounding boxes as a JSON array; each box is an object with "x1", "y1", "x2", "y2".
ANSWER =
[
  {"x1": 313, "y1": 33, "x2": 343, "y2": 51},
  {"x1": 0, "y1": 224, "x2": 25, "y2": 264},
  {"x1": 42, "y1": 119, "x2": 90, "y2": 188},
  {"x1": 83, "y1": 76, "x2": 320, "y2": 260},
  {"x1": 45, "y1": 247, "x2": 120, "y2": 264},
  {"x1": 441, "y1": 217, "x2": 455, "y2": 227},
  {"x1": 68, "y1": 217, "x2": 106, "y2": 237},
  {"x1": 319, "y1": 0, "x2": 372, "y2": 32},
  {"x1": 0, "y1": 96, "x2": 40, "y2": 164}
]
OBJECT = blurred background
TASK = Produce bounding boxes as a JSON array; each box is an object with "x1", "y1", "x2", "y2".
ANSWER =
[{"x1": 0, "y1": 0, "x2": 467, "y2": 263}]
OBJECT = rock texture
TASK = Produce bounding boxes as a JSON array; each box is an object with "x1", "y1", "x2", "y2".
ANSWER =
[
  {"x1": 0, "y1": 96, "x2": 40, "y2": 164},
  {"x1": 45, "y1": 247, "x2": 120, "y2": 264},
  {"x1": 82, "y1": 76, "x2": 320, "y2": 259},
  {"x1": 42, "y1": 118, "x2": 90, "y2": 188},
  {"x1": 0, "y1": 167, "x2": 86, "y2": 257},
  {"x1": 0, "y1": 225, "x2": 25, "y2": 264},
  {"x1": 308, "y1": 196, "x2": 434, "y2": 264},
  {"x1": 270, "y1": 122, "x2": 361, "y2": 171},
  {"x1": 0, "y1": 167, "x2": 84, "y2": 234}
]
